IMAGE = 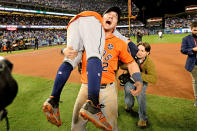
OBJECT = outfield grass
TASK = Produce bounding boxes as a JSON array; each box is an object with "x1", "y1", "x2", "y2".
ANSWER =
[
  {"x1": 130, "y1": 33, "x2": 190, "y2": 44},
  {"x1": 0, "y1": 74, "x2": 197, "y2": 131}
]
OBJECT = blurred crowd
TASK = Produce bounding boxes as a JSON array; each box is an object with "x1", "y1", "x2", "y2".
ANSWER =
[
  {"x1": 119, "y1": 19, "x2": 144, "y2": 26},
  {"x1": 4, "y1": 0, "x2": 139, "y2": 15},
  {"x1": 0, "y1": 13, "x2": 145, "y2": 27},
  {"x1": 117, "y1": 26, "x2": 163, "y2": 37},
  {"x1": 165, "y1": 16, "x2": 197, "y2": 29},
  {"x1": 0, "y1": 15, "x2": 69, "y2": 26},
  {"x1": 0, "y1": 0, "x2": 195, "y2": 48},
  {"x1": 0, "y1": 30, "x2": 66, "y2": 51}
]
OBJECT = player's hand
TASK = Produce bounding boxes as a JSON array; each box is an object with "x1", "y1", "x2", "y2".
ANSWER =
[
  {"x1": 130, "y1": 81, "x2": 143, "y2": 96},
  {"x1": 63, "y1": 46, "x2": 78, "y2": 60},
  {"x1": 192, "y1": 47, "x2": 197, "y2": 52}
]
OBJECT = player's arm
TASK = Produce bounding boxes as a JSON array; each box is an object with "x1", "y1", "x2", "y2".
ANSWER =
[
  {"x1": 120, "y1": 41, "x2": 138, "y2": 70},
  {"x1": 62, "y1": 46, "x2": 78, "y2": 59},
  {"x1": 119, "y1": 63, "x2": 127, "y2": 70},
  {"x1": 127, "y1": 61, "x2": 143, "y2": 96},
  {"x1": 62, "y1": 46, "x2": 83, "y2": 69},
  {"x1": 119, "y1": 41, "x2": 143, "y2": 96}
]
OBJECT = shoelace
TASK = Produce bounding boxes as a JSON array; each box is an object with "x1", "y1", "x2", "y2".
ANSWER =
[
  {"x1": 100, "y1": 104, "x2": 105, "y2": 108},
  {"x1": 98, "y1": 104, "x2": 105, "y2": 108},
  {"x1": 97, "y1": 112, "x2": 106, "y2": 121},
  {"x1": 96, "y1": 104, "x2": 106, "y2": 121}
]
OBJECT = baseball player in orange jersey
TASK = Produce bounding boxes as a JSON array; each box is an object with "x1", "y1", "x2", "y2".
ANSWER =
[
  {"x1": 42, "y1": 11, "x2": 112, "y2": 130},
  {"x1": 70, "y1": 7, "x2": 143, "y2": 131},
  {"x1": 42, "y1": 7, "x2": 142, "y2": 131}
]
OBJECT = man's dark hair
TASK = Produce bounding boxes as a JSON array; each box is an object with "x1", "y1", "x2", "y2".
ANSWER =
[
  {"x1": 191, "y1": 21, "x2": 197, "y2": 29},
  {"x1": 103, "y1": 6, "x2": 121, "y2": 22},
  {"x1": 137, "y1": 42, "x2": 151, "y2": 53}
]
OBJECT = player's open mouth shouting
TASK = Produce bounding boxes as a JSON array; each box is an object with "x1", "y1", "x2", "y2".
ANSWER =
[
  {"x1": 106, "y1": 20, "x2": 112, "y2": 25},
  {"x1": 103, "y1": 11, "x2": 118, "y2": 32}
]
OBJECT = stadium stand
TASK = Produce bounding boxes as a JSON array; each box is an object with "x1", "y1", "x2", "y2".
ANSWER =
[
  {"x1": 0, "y1": 15, "x2": 70, "y2": 25},
  {"x1": 0, "y1": 30, "x2": 66, "y2": 51},
  {"x1": 165, "y1": 16, "x2": 197, "y2": 29},
  {"x1": 0, "y1": 0, "x2": 139, "y2": 15},
  {"x1": 0, "y1": 0, "x2": 196, "y2": 52},
  {"x1": 0, "y1": 0, "x2": 141, "y2": 50}
]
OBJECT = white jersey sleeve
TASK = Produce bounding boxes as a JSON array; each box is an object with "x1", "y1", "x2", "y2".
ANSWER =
[{"x1": 113, "y1": 29, "x2": 128, "y2": 43}]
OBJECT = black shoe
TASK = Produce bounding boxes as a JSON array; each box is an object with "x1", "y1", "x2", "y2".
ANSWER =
[{"x1": 125, "y1": 106, "x2": 138, "y2": 117}]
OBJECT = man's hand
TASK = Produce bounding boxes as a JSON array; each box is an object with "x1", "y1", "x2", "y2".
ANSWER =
[
  {"x1": 192, "y1": 47, "x2": 197, "y2": 52},
  {"x1": 130, "y1": 81, "x2": 143, "y2": 96},
  {"x1": 63, "y1": 46, "x2": 78, "y2": 60}
]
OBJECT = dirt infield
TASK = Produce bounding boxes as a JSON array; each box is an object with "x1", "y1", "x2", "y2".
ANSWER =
[{"x1": 4, "y1": 43, "x2": 194, "y2": 99}]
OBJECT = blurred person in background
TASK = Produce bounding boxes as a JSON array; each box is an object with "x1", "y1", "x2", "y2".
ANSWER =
[
  {"x1": 181, "y1": 21, "x2": 197, "y2": 106},
  {"x1": 49, "y1": 37, "x2": 52, "y2": 46},
  {"x1": 34, "y1": 37, "x2": 39, "y2": 50},
  {"x1": 158, "y1": 30, "x2": 163, "y2": 39},
  {"x1": 6, "y1": 39, "x2": 12, "y2": 53},
  {"x1": 0, "y1": 39, "x2": 2, "y2": 52},
  {"x1": 136, "y1": 31, "x2": 143, "y2": 43}
]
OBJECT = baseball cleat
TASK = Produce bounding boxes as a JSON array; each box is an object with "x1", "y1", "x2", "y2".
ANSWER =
[
  {"x1": 42, "y1": 96, "x2": 62, "y2": 127},
  {"x1": 79, "y1": 100, "x2": 112, "y2": 131}
]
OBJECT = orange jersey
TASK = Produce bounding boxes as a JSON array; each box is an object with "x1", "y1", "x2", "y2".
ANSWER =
[
  {"x1": 67, "y1": 11, "x2": 103, "y2": 29},
  {"x1": 81, "y1": 33, "x2": 134, "y2": 84}
]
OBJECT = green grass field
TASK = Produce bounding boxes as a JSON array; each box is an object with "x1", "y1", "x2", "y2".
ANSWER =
[
  {"x1": 130, "y1": 33, "x2": 190, "y2": 44},
  {"x1": 0, "y1": 74, "x2": 197, "y2": 131},
  {"x1": 0, "y1": 33, "x2": 195, "y2": 130}
]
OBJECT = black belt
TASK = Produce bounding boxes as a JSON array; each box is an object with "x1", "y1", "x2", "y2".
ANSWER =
[{"x1": 100, "y1": 83, "x2": 113, "y2": 89}]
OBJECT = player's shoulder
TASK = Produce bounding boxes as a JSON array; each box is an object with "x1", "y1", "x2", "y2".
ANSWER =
[
  {"x1": 114, "y1": 36, "x2": 127, "y2": 47},
  {"x1": 111, "y1": 34, "x2": 126, "y2": 44}
]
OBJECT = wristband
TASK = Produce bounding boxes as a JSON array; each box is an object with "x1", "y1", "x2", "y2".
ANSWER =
[{"x1": 132, "y1": 72, "x2": 143, "y2": 83}]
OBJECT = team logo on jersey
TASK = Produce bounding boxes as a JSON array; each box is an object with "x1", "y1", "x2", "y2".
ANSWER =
[{"x1": 107, "y1": 44, "x2": 113, "y2": 50}]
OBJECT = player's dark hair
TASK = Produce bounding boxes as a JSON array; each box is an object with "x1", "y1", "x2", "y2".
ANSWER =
[
  {"x1": 137, "y1": 42, "x2": 151, "y2": 53},
  {"x1": 191, "y1": 21, "x2": 197, "y2": 29},
  {"x1": 103, "y1": 6, "x2": 121, "y2": 22}
]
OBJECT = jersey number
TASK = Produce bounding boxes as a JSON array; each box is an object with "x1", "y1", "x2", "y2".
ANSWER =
[{"x1": 103, "y1": 62, "x2": 109, "y2": 72}]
